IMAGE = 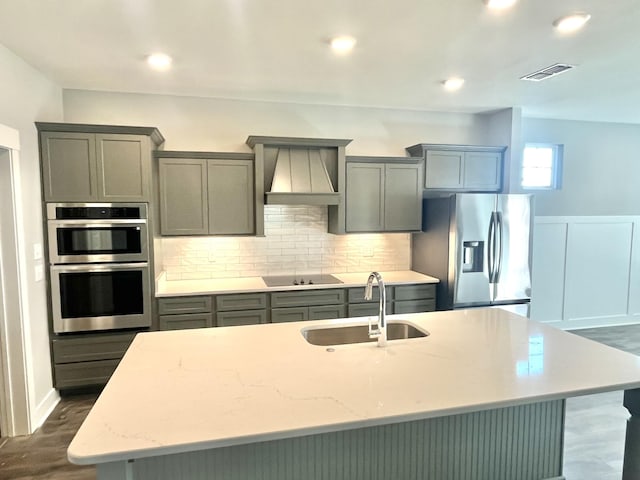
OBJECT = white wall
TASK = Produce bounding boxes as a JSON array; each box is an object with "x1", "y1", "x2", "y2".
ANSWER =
[
  {"x1": 63, "y1": 90, "x2": 491, "y2": 154},
  {"x1": 0, "y1": 44, "x2": 63, "y2": 428},
  {"x1": 531, "y1": 216, "x2": 640, "y2": 329},
  {"x1": 522, "y1": 118, "x2": 640, "y2": 216}
]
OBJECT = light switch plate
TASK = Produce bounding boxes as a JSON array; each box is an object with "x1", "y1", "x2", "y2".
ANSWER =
[
  {"x1": 35, "y1": 264, "x2": 44, "y2": 282},
  {"x1": 33, "y1": 243, "x2": 43, "y2": 261}
]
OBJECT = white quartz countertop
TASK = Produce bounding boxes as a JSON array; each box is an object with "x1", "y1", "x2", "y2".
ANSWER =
[
  {"x1": 68, "y1": 308, "x2": 640, "y2": 465},
  {"x1": 155, "y1": 270, "x2": 439, "y2": 297}
]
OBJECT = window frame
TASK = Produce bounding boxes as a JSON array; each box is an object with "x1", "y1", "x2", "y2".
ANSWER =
[{"x1": 521, "y1": 143, "x2": 563, "y2": 191}]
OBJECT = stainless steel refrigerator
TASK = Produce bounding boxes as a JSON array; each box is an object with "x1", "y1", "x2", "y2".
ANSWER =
[{"x1": 412, "y1": 194, "x2": 533, "y2": 311}]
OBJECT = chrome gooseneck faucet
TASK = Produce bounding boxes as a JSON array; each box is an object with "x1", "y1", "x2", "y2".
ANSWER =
[{"x1": 364, "y1": 272, "x2": 387, "y2": 347}]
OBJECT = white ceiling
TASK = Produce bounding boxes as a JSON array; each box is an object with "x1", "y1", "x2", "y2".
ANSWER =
[{"x1": 1, "y1": 0, "x2": 639, "y2": 124}]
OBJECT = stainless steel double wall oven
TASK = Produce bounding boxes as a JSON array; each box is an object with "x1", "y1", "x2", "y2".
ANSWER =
[{"x1": 47, "y1": 203, "x2": 151, "y2": 333}]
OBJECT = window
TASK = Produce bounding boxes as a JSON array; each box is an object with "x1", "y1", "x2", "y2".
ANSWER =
[{"x1": 521, "y1": 143, "x2": 563, "y2": 189}]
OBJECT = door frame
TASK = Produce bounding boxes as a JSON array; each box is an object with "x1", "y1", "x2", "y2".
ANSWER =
[{"x1": 0, "y1": 123, "x2": 31, "y2": 436}]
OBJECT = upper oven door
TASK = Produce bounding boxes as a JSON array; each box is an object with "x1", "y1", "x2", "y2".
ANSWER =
[{"x1": 48, "y1": 221, "x2": 149, "y2": 264}]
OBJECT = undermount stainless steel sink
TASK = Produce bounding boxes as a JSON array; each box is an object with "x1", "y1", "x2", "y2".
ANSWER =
[{"x1": 302, "y1": 321, "x2": 429, "y2": 346}]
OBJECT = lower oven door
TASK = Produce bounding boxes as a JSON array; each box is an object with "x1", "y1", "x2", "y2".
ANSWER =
[{"x1": 50, "y1": 262, "x2": 151, "y2": 333}]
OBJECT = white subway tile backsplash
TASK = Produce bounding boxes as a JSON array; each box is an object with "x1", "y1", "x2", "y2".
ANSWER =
[{"x1": 160, "y1": 205, "x2": 410, "y2": 280}]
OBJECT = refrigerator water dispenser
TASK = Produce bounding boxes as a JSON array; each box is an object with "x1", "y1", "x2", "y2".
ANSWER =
[{"x1": 462, "y1": 241, "x2": 484, "y2": 273}]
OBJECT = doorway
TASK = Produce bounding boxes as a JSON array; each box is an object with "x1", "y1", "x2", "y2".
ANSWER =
[{"x1": 0, "y1": 125, "x2": 31, "y2": 437}]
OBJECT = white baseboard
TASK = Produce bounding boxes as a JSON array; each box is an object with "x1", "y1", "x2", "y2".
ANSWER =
[{"x1": 31, "y1": 388, "x2": 60, "y2": 432}]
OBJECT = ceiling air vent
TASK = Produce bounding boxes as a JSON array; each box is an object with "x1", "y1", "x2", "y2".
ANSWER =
[{"x1": 521, "y1": 63, "x2": 575, "y2": 82}]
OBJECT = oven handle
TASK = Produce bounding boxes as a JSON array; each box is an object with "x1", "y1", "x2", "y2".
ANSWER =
[
  {"x1": 48, "y1": 220, "x2": 147, "y2": 226},
  {"x1": 51, "y1": 262, "x2": 149, "y2": 272}
]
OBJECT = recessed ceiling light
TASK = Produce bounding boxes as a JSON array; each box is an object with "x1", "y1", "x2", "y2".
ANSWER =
[
  {"x1": 330, "y1": 36, "x2": 357, "y2": 54},
  {"x1": 553, "y1": 13, "x2": 591, "y2": 33},
  {"x1": 146, "y1": 53, "x2": 172, "y2": 71},
  {"x1": 483, "y1": 0, "x2": 518, "y2": 10},
  {"x1": 442, "y1": 77, "x2": 465, "y2": 92}
]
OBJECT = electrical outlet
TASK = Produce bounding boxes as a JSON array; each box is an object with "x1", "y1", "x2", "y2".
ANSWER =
[{"x1": 362, "y1": 247, "x2": 374, "y2": 257}]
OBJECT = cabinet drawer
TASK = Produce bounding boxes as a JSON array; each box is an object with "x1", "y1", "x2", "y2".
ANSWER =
[
  {"x1": 52, "y1": 333, "x2": 136, "y2": 364},
  {"x1": 158, "y1": 296, "x2": 212, "y2": 315},
  {"x1": 271, "y1": 289, "x2": 345, "y2": 308},
  {"x1": 159, "y1": 313, "x2": 213, "y2": 330},
  {"x1": 271, "y1": 307, "x2": 308, "y2": 323},
  {"x1": 394, "y1": 284, "x2": 436, "y2": 301},
  {"x1": 216, "y1": 310, "x2": 267, "y2": 327},
  {"x1": 54, "y1": 359, "x2": 121, "y2": 389},
  {"x1": 394, "y1": 299, "x2": 436, "y2": 314},
  {"x1": 216, "y1": 293, "x2": 268, "y2": 312},
  {"x1": 309, "y1": 305, "x2": 346, "y2": 321},
  {"x1": 348, "y1": 303, "x2": 391, "y2": 317},
  {"x1": 347, "y1": 286, "x2": 392, "y2": 303}
]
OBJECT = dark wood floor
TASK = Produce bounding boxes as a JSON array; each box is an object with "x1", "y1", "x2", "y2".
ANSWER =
[
  {"x1": 0, "y1": 393, "x2": 98, "y2": 480},
  {"x1": 0, "y1": 323, "x2": 639, "y2": 480}
]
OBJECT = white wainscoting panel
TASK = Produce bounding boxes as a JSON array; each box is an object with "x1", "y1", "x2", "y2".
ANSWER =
[
  {"x1": 532, "y1": 216, "x2": 640, "y2": 329},
  {"x1": 530, "y1": 223, "x2": 567, "y2": 324}
]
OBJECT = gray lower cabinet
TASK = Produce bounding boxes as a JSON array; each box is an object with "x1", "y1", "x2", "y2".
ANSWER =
[
  {"x1": 158, "y1": 296, "x2": 215, "y2": 331},
  {"x1": 216, "y1": 293, "x2": 268, "y2": 327},
  {"x1": 159, "y1": 313, "x2": 214, "y2": 330},
  {"x1": 217, "y1": 310, "x2": 268, "y2": 327},
  {"x1": 309, "y1": 304, "x2": 346, "y2": 320},
  {"x1": 155, "y1": 284, "x2": 435, "y2": 332},
  {"x1": 393, "y1": 284, "x2": 436, "y2": 314},
  {"x1": 271, "y1": 307, "x2": 308, "y2": 323},
  {"x1": 271, "y1": 290, "x2": 346, "y2": 323},
  {"x1": 405, "y1": 144, "x2": 506, "y2": 192},
  {"x1": 348, "y1": 284, "x2": 436, "y2": 317},
  {"x1": 346, "y1": 159, "x2": 422, "y2": 233},
  {"x1": 51, "y1": 332, "x2": 137, "y2": 389},
  {"x1": 158, "y1": 153, "x2": 256, "y2": 236},
  {"x1": 38, "y1": 125, "x2": 162, "y2": 202},
  {"x1": 272, "y1": 305, "x2": 347, "y2": 323}
]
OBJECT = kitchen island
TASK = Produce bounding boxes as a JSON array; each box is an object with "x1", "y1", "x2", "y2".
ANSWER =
[{"x1": 68, "y1": 308, "x2": 640, "y2": 480}]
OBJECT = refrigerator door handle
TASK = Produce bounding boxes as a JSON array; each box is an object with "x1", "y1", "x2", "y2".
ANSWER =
[
  {"x1": 495, "y1": 211, "x2": 504, "y2": 283},
  {"x1": 487, "y1": 212, "x2": 497, "y2": 283}
]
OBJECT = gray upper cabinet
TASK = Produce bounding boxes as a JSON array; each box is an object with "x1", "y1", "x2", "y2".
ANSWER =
[
  {"x1": 157, "y1": 152, "x2": 256, "y2": 236},
  {"x1": 37, "y1": 123, "x2": 163, "y2": 202},
  {"x1": 96, "y1": 134, "x2": 151, "y2": 201},
  {"x1": 40, "y1": 132, "x2": 97, "y2": 201},
  {"x1": 207, "y1": 159, "x2": 254, "y2": 235},
  {"x1": 346, "y1": 163, "x2": 385, "y2": 232},
  {"x1": 159, "y1": 158, "x2": 208, "y2": 235},
  {"x1": 346, "y1": 158, "x2": 422, "y2": 233},
  {"x1": 407, "y1": 144, "x2": 506, "y2": 192},
  {"x1": 384, "y1": 163, "x2": 422, "y2": 231}
]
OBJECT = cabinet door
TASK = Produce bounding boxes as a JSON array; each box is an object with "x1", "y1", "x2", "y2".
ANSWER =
[
  {"x1": 425, "y1": 151, "x2": 463, "y2": 189},
  {"x1": 463, "y1": 151, "x2": 502, "y2": 191},
  {"x1": 40, "y1": 132, "x2": 97, "y2": 201},
  {"x1": 207, "y1": 159, "x2": 255, "y2": 235},
  {"x1": 96, "y1": 134, "x2": 151, "y2": 201},
  {"x1": 271, "y1": 307, "x2": 308, "y2": 323},
  {"x1": 159, "y1": 158, "x2": 208, "y2": 235},
  {"x1": 384, "y1": 163, "x2": 422, "y2": 231},
  {"x1": 346, "y1": 163, "x2": 385, "y2": 232}
]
